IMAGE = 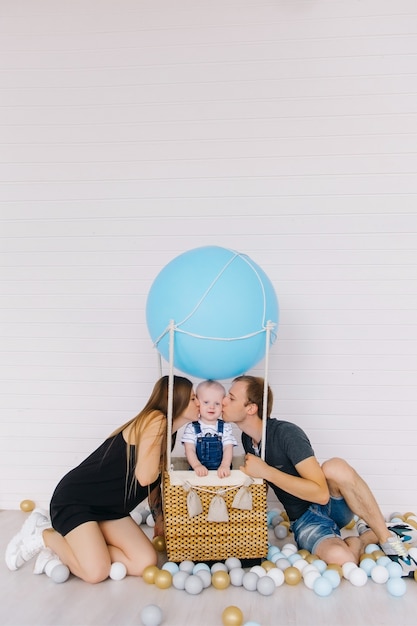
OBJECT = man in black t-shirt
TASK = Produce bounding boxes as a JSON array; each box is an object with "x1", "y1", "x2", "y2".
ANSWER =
[{"x1": 222, "y1": 375, "x2": 417, "y2": 576}]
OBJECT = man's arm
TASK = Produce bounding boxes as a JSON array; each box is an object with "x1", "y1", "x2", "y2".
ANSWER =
[{"x1": 241, "y1": 454, "x2": 329, "y2": 505}]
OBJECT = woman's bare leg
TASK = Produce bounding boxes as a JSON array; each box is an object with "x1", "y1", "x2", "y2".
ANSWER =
[{"x1": 44, "y1": 517, "x2": 157, "y2": 583}]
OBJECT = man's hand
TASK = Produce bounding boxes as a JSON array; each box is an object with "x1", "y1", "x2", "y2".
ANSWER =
[{"x1": 240, "y1": 453, "x2": 269, "y2": 479}]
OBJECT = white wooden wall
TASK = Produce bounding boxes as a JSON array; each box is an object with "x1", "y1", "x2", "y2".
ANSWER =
[{"x1": 1, "y1": 1, "x2": 417, "y2": 518}]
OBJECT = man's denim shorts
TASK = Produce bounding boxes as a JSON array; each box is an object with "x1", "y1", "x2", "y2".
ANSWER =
[{"x1": 290, "y1": 497, "x2": 354, "y2": 554}]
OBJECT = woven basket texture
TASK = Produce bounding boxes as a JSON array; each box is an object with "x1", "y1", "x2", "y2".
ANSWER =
[{"x1": 163, "y1": 469, "x2": 268, "y2": 562}]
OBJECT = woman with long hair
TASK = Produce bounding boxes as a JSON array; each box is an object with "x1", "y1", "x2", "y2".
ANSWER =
[{"x1": 5, "y1": 375, "x2": 198, "y2": 583}]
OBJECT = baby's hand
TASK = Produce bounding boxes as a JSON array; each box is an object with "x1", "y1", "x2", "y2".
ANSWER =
[
  {"x1": 217, "y1": 464, "x2": 231, "y2": 478},
  {"x1": 194, "y1": 464, "x2": 209, "y2": 477}
]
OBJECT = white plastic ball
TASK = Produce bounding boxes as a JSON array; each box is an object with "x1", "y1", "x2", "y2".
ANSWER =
[
  {"x1": 257, "y1": 575, "x2": 276, "y2": 596},
  {"x1": 342, "y1": 562, "x2": 358, "y2": 579},
  {"x1": 184, "y1": 574, "x2": 204, "y2": 595},
  {"x1": 313, "y1": 575, "x2": 333, "y2": 597},
  {"x1": 140, "y1": 604, "x2": 163, "y2": 626},
  {"x1": 179, "y1": 560, "x2": 195, "y2": 574},
  {"x1": 250, "y1": 565, "x2": 266, "y2": 578},
  {"x1": 302, "y1": 564, "x2": 320, "y2": 578},
  {"x1": 292, "y1": 558, "x2": 309, "y2": 573},
  {"x1": 50, "y1": 564, "x2": 70, "y2": 584},
  {"x1": 225, "y1": 557, "x2": 241, "y2": 571},
  {"x1": 274, "y1": 524, "x2": 288, "y2": 539},
  {"x1": 303, "y1": 570, "x2": 321, "y2": 589},
  {"x1": 242, "y1": 571, "x2": 259, "y2": 591},
  {"x1": 172, "y1": 570, "x2": 189, "y2": 590},
  {"x1": 371, "y1": 565, "x2": 389, "y2": 584},
  {"x1": 229, "y1": 567, "x2": 245, "y2": 587},
  {"x1": 211, "y1": 562, "x2": 228, "y2": 573},
  {"x1": 386, "y1": 577, "x2": 407, "y2": 597},
  {"x1": 145, "y1": 514, "x2": 155, "y2": 528},
  {"x1": 266, "y1": 567, "x2": 285, "y2": 587},
  {"x1": 348, "y1": 567, "x2": 368, "y2": 587},
  {"x1": 281, "y1": 543, "x2": 297, "y2": 555},
  {"x1": 243, "y1": 622, "x2": 261, "y2": 626},
  {"x1": 195, "y1": 569, "x2": 212, "y2": 588},
  {"x1": 275, "y1": 558, "x2": 291, "y2": 571},
  {"x1": 109, "y1": 562, "x2": 127, "y2": 581}
]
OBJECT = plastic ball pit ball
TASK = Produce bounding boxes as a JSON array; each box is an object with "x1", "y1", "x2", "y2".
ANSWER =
[
  {"x1": 109, "y1": 562, "x2": 127, "y2": 581},
  {"x1": 222, "y1": 606, "x2": 244, "y2": 626},
  {"x1": 313, "y1": 576, "x2": 333, "y2": 597},
  {"x1": 212, "y1": 570, "x2": 231, "y2": 590},
  {"x1": 387, "y1": 577, "x2": 407, "y2": 597},
  {"x1": 142, "y1": 565, "x2": 159, "y2": 584},
  {"x1": 154, "y1": 569, "x2": 172, "y2": 589},
  {"x1": 152, "y1": 536, "x2": 166, "y2": 552},
  {"x1": 184, "y1": 574, "x2": 204, "y2": 595},
  {"x1": 20, "y1": 499, "x2": 35, "y2": 512},
  {"x1": 50, "y1": 564, "x2": 70, "y2": 584},
  {"x1": 256, "y1": 575, "x2": 276, "y2": 596},
  {"x1": 140, "y1": 604, "x2": 163, "y2": 626}
]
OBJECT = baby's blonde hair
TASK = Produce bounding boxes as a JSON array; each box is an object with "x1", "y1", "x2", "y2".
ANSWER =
[{"x1": 196, "y1": 379, "x2": 226, "y2": 398}]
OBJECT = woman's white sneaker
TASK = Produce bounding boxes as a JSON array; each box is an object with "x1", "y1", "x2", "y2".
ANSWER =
[{"x1": 5, "y1": 508, "x2": 51, "y2": 571}]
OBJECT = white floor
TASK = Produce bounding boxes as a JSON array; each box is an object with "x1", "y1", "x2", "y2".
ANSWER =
[{"x1": 1, "y1": 509, "x2": 416, "y2": 626}]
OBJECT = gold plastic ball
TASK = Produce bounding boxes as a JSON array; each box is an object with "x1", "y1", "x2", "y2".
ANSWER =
[
  {"x1": 306, "y1": 553, "x2": 319, "y2": 564},
  {"x1": 212, "y1": 570, "x2": 231, "y2": 590},
  {"x1": 142, "y1": 564, "x2": 159, "y2": 584},
  {"x1": 372, "y1": 549, "x2": 385, "y2": 560},
  {"x1": 261, "y1": 560, "x2": 275, "y2": 572},
  {"x1": 414, "y1": 569, "x2": 417, "y2": 582},
  {"x1": 326, "y1": 563, "x2": 343, "y2": 577},
  {"x1": 152, "y1": 536, "x2": 166, "y2": 552},
  {"x1": 284, "y1": 566, "x2": 302, "y2": 585},
  {"x1": 344, "y1": 518, "x2": 356, "y2": 530},
  {"x1": 221, "y1": 606, "x2": 244, "y2": 626},
  {"x1": 297, "y1": 549, "x2": 310, "y2": 559},
  {"x1": 359, "y1": 553, "x2": 375, "y2": 562},
  {"x1": 20, "y1": 499, "x2": 35, "y2": 512},
  {"x1": 406, "y1": 518, "x2": 417, "y2": 530},
  {"x1": 403, "y1": 511, "x2": 416, "y2": 520},
  {"x1": 154, "y1": 569, "x2": 172, "y2": 589},
  {"x1": 280, "y1": 510, "x2": 289, "y2": 522}
]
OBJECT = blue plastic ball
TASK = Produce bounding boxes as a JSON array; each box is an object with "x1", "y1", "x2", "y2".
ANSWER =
[
  {"x1": 146, "y1": 246, "x2": 279, "y2": 379},
  {"x1": 386, "y1": 577, "x2": 407, "y2": 597},
  {"x1": 322, "y1": 568, "x2": 341, "y2": 589},
  {"x1": 313, "y1": 575, "x2": 333, "y2": 597}
]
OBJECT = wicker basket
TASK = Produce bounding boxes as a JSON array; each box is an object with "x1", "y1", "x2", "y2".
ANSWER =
[{"x1": 163, "y1": 457, "x2": 268, "y2": 562}]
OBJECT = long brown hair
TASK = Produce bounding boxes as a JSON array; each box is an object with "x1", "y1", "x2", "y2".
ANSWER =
[{"x1": 109, "y1": 375, "x2": 193, "y2": 496}]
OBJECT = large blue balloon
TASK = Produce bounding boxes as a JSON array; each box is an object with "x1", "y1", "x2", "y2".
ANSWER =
[{"x1": 146, "y1": 246, "x2": 279, "y2": 380}]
